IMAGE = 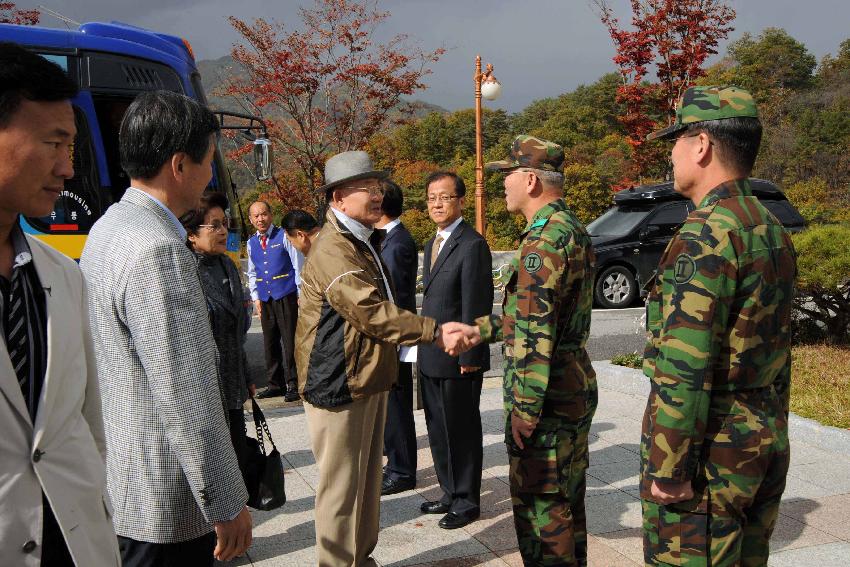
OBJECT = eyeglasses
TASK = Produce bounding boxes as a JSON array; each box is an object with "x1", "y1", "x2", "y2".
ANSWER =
[
  {"x1": 349, "y1": 184, "x2": 384, "y2": 196},
  {"x1": 426, "y1": 195, "x2": 460, "y2": 204},
  {"x1": 199, "y1": 219, "x2": 230, "y2": 233}
]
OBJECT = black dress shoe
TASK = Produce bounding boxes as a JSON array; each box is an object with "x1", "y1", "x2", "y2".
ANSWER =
[
  {"x1": 438, "y1": 511, "x2": 479, "y2": 530},
  {"x1": 420, "y1": 501, "x2": 450, "y2": 514},
  {"x1": 283, "y1": 390, "x2": 301, "y2": 402},
  {"x1": 257, "y1": 387, "x2": 284, "y2": 399},
  {"x1": 381, "y1": 477, "x2": 415, "y2": 495}
]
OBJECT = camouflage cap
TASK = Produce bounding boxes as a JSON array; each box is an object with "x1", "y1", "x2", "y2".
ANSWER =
[
  {"x1": 646, "y1": 86, "x2": 759, "y2": 141},
  {"x1": 485, "y1": 135, "x2": 564, "y2": 172}
]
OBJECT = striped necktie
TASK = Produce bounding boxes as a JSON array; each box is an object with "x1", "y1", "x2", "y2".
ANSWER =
[{"x1": 5, "y1": 269, "x2": 30, "y2": 398}]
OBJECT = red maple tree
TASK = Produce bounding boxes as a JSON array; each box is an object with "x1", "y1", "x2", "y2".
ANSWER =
[
  {"x1": 226, "y1": 0, "x2": 444, "y2": 209},
  {"x1": 594, "y1": 0, "x2": 735, "y2": 181},
  {"x1": 0, "y1": 2, "x2": 39, "y2": 24}
]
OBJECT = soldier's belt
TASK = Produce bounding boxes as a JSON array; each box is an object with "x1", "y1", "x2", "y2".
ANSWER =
[
  {"x1": 710, "y1": 385, "x2": 780, "y2": 410},
  {"x1": 712, "y1": 383, "x2": 776, "y2": 394}
]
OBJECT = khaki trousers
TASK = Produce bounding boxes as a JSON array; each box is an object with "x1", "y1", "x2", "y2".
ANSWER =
[{"x1": 305, "y1": 392, "x2": 389, "y2": 567}]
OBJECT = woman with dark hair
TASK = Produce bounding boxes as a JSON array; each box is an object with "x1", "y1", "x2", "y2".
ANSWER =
[
  {"x1": 180, "y1": 192, "x2": 254, "y2": 475},
  {"x1": 282, "y1": 209, "x2": 320, "y2": 256}
]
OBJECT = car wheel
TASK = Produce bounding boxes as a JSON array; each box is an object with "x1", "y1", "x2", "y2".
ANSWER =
[{"x1": 595, "y1": 265, "x2": 637, "y2": 309}]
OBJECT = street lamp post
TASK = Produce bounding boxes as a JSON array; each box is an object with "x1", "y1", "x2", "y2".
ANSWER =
[{"x1": 473, "y1": 55, "x2": 501, "y2": 236}]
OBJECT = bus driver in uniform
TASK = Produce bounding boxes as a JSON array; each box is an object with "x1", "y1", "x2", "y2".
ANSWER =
[{"x1": 246, "y1": 200, "x2": 304, "y2": 401}]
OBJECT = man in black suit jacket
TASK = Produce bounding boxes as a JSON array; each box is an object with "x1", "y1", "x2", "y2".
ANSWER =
[
  {"x1": 418, "y1": 171, "x2": 493, "y2": 529},
  {"x1": 376, "y1": 179, "x2": 420, "y2": 495}
]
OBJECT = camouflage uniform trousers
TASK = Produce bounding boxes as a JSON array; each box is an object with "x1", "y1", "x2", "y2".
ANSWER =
[
  {"x1": 509, "y1": 409, "x2": 596, "y2": 567},
  {"x1": 641, "y1": 387, "x2": 790, "y2": 566}
]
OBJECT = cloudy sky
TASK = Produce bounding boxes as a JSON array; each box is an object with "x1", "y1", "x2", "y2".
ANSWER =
[{"x1": 14, "y1": 0, "x2": 850, "y2": 112}]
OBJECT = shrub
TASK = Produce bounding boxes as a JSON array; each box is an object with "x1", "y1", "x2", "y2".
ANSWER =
[
  {"x1": 611, "y1": 352, "x2": 642, "y2": 368},
  {"x1": 791, "y1": 223, "x2": 850, "y2": 344},
  {"x1": 784, "y1": 177, "x2": 837, "y2": 224}
]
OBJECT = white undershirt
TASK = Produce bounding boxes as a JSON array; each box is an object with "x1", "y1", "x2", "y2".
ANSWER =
[
  {"x1": 434, "y1": 216, "x2": 463, "y2": 255},
  {"x1": 330, "y1": 207, "x2": 395, "y2": 304}
]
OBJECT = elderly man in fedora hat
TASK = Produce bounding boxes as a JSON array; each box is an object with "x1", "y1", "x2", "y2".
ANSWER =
[{"x1": 295, "y1": 150, "x2": 464, "y2": 566}]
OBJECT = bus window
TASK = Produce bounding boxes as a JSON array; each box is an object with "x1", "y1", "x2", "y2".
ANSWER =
[
  {"x1": 26, "y1": 105, "x2": 105, "y2": 234},
  {"x1": 93, "y1": 96, "x2": 132, "y2": 202}
]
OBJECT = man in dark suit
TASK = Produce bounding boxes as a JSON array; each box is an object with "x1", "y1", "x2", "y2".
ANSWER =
[
  {"x1": 375, "y1": 179, "x2": 419, "y2": 496},
  {"x1": 418, "y1": 171, "x2": 493, "y2": 529}
]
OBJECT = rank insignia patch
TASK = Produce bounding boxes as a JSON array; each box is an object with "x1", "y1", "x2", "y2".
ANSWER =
[
  {"x1": 674, "y1": 253, "x2": 696, "y2": 284},
  {"x1": 523, "y1": 253, "x2": 542, "y2": 273}
]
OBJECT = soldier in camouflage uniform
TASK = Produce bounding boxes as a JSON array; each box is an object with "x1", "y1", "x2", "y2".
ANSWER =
[
  {"x1": 449, "y1": 136, "x2": 598, "y2": 566},
  {"x1": 640, "y1": 86, "x2": 798, "y2": 566}
]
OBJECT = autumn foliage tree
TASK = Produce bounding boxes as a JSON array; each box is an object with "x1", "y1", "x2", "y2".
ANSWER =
[
  {"x1": 0, "y1": 2, "x2": 39, "y2": 24},
  {"x1": 594, "y1": 0, "x2": 735, "y2": 181},
  {"x1": 226, "y1": 0, "x2": 444, "y2": 209}
]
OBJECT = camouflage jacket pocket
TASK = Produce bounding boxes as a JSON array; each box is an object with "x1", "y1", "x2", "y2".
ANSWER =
[{"x1": 508, "y1": 429, "x2": 560, "y2": 494}]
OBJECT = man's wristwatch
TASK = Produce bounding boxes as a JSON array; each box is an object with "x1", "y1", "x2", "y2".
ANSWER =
[{"x1": 433, "y1": 322, "x2": 441, "y2": 341}]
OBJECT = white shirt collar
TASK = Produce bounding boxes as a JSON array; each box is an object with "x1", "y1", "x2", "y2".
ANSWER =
[
  {"x1": 331, "y1": 207, "x2": 374, "y2": 244},
  {"x1": 436, "y1": 216, "x2": 463, "y2": 242},
  {"x1": 256, "y1": 224, "x2": 277, "y2": 238},
  {"x1": 9, "y1": 222, "x2": 33, "y2": 268},
  {"x1": 127, "y1": 187, "x2": 187, "y2": 240},
  {"x1": 381, "y1": 217, "x2": 401, "y2": 234}
]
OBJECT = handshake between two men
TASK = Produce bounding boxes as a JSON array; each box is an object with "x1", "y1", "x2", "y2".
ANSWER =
[{"x1": 437, "y1": 322, "x2": 482, "y2": 357}]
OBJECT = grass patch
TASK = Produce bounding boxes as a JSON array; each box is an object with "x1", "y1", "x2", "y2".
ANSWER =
[
  {"x1": 790, "y1": 344, "x2": 850, "y2": 429},
  {"x1": 611, "y1": 352, "x2": 642, "y2": 369}
]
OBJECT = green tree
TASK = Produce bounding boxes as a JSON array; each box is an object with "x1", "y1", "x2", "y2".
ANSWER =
[
  {"x1": 391, "y1": 159, "x2": 441, "y2": 210},
  {"x1": 817, "y1": 38, "x2": 850, "y2": 82},
  {"x1": 400, "y1": 208, "x2": 433, "y2": 249},
  {"x1": 731, "y1": 28, "x2": 816, "y2": 91},
  {"x1": 413, "y1": 112, "x2": 455, "y2": 165},
  {"x1": 701, "y1": 31, "x2": 850, "y2": 218},
  {"x1": 563, "y1": 164, "x2": 614, "y2": 224},
  {"x1": 510, "y1": 97, "x2": 559, "y2": 135},
  {"x1": 445, "y1": 108, "x2": 512, "y2": 162},
  {"x1": 702, "y1": 28, "x2": 817, "y2": 107}
]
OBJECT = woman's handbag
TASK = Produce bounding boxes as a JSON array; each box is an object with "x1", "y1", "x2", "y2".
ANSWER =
[{"x1": 243, "y1": 397, "x2": 286, "y2": 511}]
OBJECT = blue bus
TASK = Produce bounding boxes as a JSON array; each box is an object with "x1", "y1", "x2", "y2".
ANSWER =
[{"x1": 0, "y1": 20, "x2": 269, "y2": 259}]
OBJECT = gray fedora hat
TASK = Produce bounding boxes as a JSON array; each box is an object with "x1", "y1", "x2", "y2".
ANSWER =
[{"x1": 318, "y1": 151, "x2": 389, "y2": 193}]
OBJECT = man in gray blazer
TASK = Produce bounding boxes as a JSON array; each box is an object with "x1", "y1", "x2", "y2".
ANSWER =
[
  {"x1": 80, "y1": 91, "x2": 252, "y2": 565},
  {"x1": 0, "y1": 42, "x2": 120, "y2": 567}
]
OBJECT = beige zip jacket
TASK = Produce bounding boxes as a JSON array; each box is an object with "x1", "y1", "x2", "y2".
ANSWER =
[{"x1": 295, "y1": 210, "x2": 437, "y2": 407}]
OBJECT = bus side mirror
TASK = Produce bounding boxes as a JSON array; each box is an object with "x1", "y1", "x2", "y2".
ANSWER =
[{"x1": 253, "y1": 138, "x2": 273, "y2": 181}]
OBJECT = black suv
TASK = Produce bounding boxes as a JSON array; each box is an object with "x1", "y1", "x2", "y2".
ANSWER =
[{"x1": 587, "y1": 178, "x2": 805, "y2": 309}]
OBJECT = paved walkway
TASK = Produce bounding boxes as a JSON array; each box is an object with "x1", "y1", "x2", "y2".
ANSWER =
[{"x1": 225, "y1": 363, "x2": 850, "y2": 566}]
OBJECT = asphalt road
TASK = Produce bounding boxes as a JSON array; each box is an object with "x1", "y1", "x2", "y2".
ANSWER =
[{"x1": 244, "y1": 305, "x2": 646, "y2": 388}]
